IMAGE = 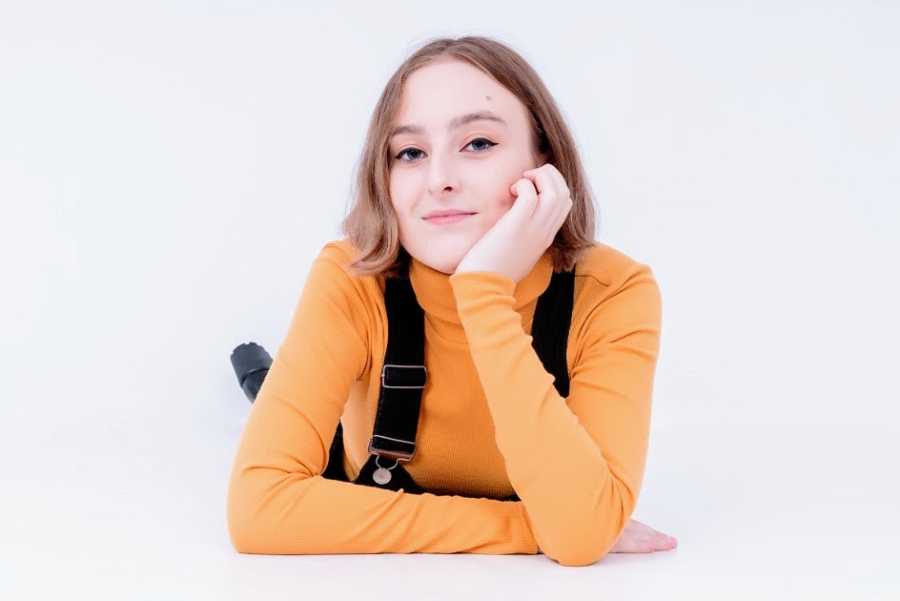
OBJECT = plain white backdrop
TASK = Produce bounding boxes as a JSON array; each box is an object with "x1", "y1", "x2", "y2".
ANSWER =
[{"x1": 2, "y1": 1, "x2": 898, "y2": 598}]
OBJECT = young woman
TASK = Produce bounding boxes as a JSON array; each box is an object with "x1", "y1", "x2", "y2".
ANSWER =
[{"x1": 227, "y1": 35, "x2": 676, "y2": 566}]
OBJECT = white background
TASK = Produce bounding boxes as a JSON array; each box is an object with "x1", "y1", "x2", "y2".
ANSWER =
[{"x1": 2, "y1": 1, "x2": 898, "y2": 598}]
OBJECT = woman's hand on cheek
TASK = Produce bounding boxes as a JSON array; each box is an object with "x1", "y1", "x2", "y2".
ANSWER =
[{"x1": 454, "y1": 163, "x2": 573, "y2": 283}]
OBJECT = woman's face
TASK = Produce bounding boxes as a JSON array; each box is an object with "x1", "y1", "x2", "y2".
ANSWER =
[{"x1": 388, "y1": 59, "x2": 545, "y2": 275}]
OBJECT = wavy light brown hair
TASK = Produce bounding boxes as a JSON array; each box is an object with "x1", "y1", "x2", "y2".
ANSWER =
[{"x1": 340, "y1": 35, "x2": 598, "y2": 279}]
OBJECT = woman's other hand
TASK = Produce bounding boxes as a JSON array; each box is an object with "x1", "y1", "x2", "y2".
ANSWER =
[{"x1": 609, "y1": 518, "x2": 678, "y2": 553}]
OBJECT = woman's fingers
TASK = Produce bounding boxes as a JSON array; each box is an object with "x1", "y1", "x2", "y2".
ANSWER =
[
  {"x1": 521, "y1": 164, "x2": 572, "y2": 243},
  {"x1": 509, "y1": 177, "x2": 538, "y2": 218},
  {"x1": 521, "y1": 165, "x2": 558, "y2": 223}
]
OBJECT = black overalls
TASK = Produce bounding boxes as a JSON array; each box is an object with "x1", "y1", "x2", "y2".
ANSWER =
[{"x1": 322, "y1": 265, "x2": 576, "y2": 502}]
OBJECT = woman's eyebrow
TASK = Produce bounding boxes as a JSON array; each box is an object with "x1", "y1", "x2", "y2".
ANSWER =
[{"x1": 390, "y1": 111, "x2": 507, "y2": 138}]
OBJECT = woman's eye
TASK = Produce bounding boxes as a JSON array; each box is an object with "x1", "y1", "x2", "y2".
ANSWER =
[
  {"x1": 464, "y1": 137, "x2": 497, "y2": 153},
  {"x1": 395, "y1": 147, "x2": 424, "y2": 162},
  {"x1": 393, "y1": 137, "x2": 497, "y2": 163}
]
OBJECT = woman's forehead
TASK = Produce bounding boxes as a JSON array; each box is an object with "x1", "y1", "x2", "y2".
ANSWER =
[
  {"x1": 393, "y1": 60, "x2": 529, "y2": 128},
  {"x1": 393, "y1": 99, "x2": 530, "y2": 139}
]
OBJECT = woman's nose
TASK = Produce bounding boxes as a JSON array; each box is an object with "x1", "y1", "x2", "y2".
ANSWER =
[{"x1": 426, "y1": 157, "x2": 459, "y2": 196}]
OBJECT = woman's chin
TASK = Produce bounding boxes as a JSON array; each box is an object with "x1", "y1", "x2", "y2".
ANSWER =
[
  {"x1": 414, "y1": 252, "x2": 463, "y2": 275},
  {"x1": 406, "y1": 240, "x2": 473, "y2": 275}
]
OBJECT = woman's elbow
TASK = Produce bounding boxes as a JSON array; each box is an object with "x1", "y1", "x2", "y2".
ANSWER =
[
  {"x1": 544, "y1": 491, "x2": 634, "y2": 566},
  {"x1": 545, "y1": 535, "x2": 616, "y2": 567},
  {"x1": 226, "y1": 469, "x2": 271, "y2": 553},
  {"x1": 226, "y1": 467, "x2": 319, "y2": 554},
  {"x1": 227, "y1": 491, "x2": 260, "y2": 553}
]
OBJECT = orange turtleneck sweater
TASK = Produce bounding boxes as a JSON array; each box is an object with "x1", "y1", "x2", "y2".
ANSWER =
[{"x1": 226, "y1": 238, "x2": 662, "y2": 566}]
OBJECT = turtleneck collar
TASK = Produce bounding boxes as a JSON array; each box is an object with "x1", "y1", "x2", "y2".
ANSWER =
[{"x1": 407, "y1": 248, "x2": 555, "y2": 327}]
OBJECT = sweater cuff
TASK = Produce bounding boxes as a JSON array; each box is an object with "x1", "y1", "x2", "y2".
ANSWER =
[{"x1": 448, "y1": 271, "x2": 517, "y2": 317}]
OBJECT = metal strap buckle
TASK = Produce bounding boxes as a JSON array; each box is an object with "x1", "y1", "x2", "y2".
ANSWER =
[
  {"x1": 368, "y1": 434, "x2": 416, "y2": 462},
  {"x1": 381, "y1": 363, "x2": 427, "y2": 389}
]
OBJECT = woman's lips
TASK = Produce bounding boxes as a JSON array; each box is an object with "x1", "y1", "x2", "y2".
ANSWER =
[{"x1": 424, "y1": 213, "x2": 475, "y2": 225}]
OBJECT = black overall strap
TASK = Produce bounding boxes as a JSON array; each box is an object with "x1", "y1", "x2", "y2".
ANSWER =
[
  {"x1": 324, "y1": 267, "x2": 576, "y2": 502},
  {"x1": 352, "y1": 274, "x2": 430, "y2": 493},
  {"x1": 531, "y1": 268, "x2": 575, "y2": 399},
  {"x1": 321, "y1": 274, "x2": 430, "y2": 492}
]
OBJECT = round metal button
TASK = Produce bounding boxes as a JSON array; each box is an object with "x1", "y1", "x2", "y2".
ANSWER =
[{"x1": 373, "y1": 467, "x2": 392, "y2": 485}]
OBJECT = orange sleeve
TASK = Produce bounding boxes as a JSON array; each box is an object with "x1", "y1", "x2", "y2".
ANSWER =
[
  {"x1": 448, "y1": 262, "x2": 662, "y2": 566},
  {"x1": 226, "y1": 245, "x2": 538, "y2": 557}
]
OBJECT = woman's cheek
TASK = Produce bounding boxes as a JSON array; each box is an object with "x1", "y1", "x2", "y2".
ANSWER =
[{"x1": 500, "y1": 188, "x2": 517, "y2": 212}]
